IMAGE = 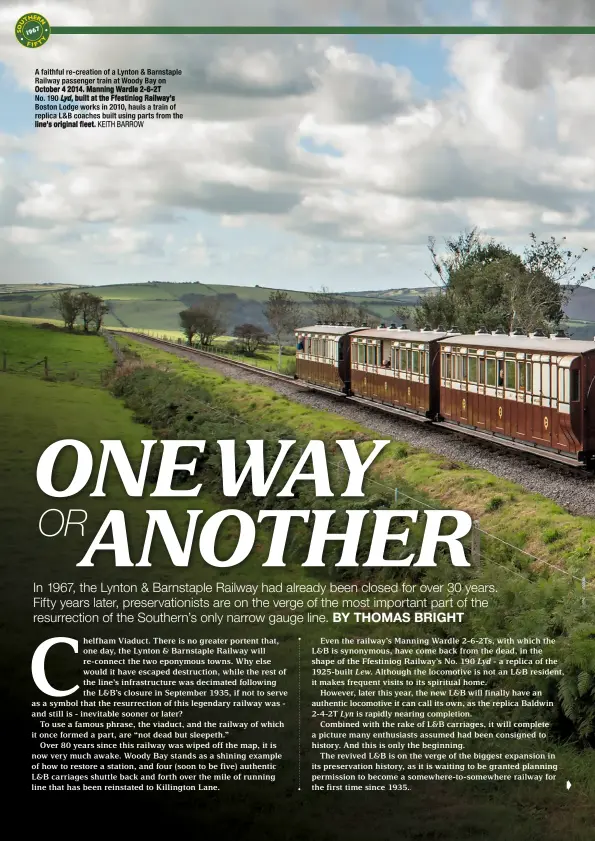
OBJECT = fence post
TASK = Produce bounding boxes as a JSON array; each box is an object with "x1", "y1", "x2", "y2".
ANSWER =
[
  {"x1": 43, "y1": 356, "x2": 49, "y2": 378},
  {"x1": 472, "y1": 519, "x2": 481, "y2": 567}
]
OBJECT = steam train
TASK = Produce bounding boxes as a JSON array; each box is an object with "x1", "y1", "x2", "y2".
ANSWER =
[{"x1": 294, "y1": 323, "x2": 595, "y2": 466}]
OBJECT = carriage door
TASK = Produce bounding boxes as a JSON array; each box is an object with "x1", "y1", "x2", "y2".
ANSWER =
[
  {"x1": 459, "y1": 351, "x2": 468, "y2": 421},
  {"x1": 494, "y1": 356, "x2": 505, "y2": 431},
  {"x1": 538, "y1": 357, "x2": 553, "y2": 446}
]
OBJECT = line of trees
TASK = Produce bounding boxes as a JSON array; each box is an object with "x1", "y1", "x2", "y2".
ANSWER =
[
  {"x1": 53, "y1": 289, "x2": 110, "y2": 332},
  {"x1": 180, "y1": 233, "x2": 593, "y2": 360},
  {"x1": 178, "y1": 287, "x2": 376, "y2": 367},
  {"x1": 179, "y1": 290, "x2": 307, "y2": 368},
  {"x1": 306, "y1": 286, "x2": 373, "y2": 327}
]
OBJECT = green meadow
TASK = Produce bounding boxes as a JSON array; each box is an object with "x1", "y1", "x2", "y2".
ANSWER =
[{"x1": 0, "y1": 316, "x2": 115, "y2": 386}]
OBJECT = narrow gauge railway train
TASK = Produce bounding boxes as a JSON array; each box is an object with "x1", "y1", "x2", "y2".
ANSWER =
[{"x1": 294, "y1": 323, "x2": 595, "y2": 466}]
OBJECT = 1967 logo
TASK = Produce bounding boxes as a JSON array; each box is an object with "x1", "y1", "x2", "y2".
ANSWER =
[{"x1": 15, "y1": 12, "x2": 51, "y2": 48}]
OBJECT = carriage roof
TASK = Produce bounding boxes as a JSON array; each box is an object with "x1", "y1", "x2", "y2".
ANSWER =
[
  {"x1": 295, "y1": 325, "x2": 356, "y2": 336},
  {"x1": 351, "y1": 328, "x2": 452, "y2": 342},
  {"x1": 442, "y1": 333, "x2": 595, "y2": 354}
]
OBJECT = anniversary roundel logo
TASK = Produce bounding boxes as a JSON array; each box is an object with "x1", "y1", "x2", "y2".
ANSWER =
[{"x1": 15, "y1": 12, "x2": 51, "y2": 48}]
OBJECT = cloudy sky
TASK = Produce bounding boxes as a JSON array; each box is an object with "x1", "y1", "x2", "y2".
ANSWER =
[{"x1": 1, "y1": 0, "x2": 595, "y2": 291}]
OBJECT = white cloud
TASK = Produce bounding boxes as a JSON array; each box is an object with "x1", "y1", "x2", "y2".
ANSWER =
[{"x1": 2, "y1": 0, "x2": 595, "y2": 289}]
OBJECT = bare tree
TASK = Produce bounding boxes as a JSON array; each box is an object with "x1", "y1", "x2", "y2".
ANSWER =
[
  {"x1": 234, "y1": 323, "x2": 268, "y2": 355},
  {"x1": 179, "y1": 299, "x2": 225, "y2": 348},
  {"x1": 264, "y1": 290, "x2": 302, "y2": 371},
  {"x1": 179, "y1": 308, "x2": 199, "y2": 345},
  {"x1": 78, "y1": 292, "x2": 108, "y2": 333},
  {"x1": 52, "y1": 289, "x2": 82, "y2": 330},
  {"x1": 88, "y1": 296, "x2": 110, "y2": 332},
  {"x1": 79, "y1": 292, "x2": 94, "y2": 332}
]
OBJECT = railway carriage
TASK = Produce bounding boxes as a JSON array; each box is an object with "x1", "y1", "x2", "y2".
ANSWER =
[
  {"x1": 295, "y1": 324, "x2": 356, "y2": 393},
  {"x1": 349, "y1": 326, "x2": 452, "y2": 418},
  {"x1": 438, "y1": 330, "x2": 595, "y2": 463}
]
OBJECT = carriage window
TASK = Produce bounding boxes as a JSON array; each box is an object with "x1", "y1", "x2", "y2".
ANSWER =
[
  {"x1": 411, "y1": 350, "x2": 420, "y2": 374},
  {"x1": 424, "y1": 351, "x2": 429, "y2": 376},
  {"x1": 452, "y1": 354, "x2": 461, "y2": 380},
  {"x1": 505, "y1": 360, "x2": 516, "y2": 389},
  {"x1": 366, "y1": 344, "x2": 377, "y2": 366},
  {"x1": 559, "y1": 369, "x2": 567, "y2": 403},
  {"x1": 486, "y1": 359, "x2": 496, "y2": 386},
  {"x1": 468, "y1": 356, "x2": 478, "y2": 383},
  {"x1": 479, "y1": 358, "x2": 485, "y2": 385},
  {"x1": 541, "y1": 363, "x2": 550, "y2": 397},
  {"x1": 357, "y1": 343, "x2": 366, "y2": 364},
  {"x1": 532, "y1": 362, "x2": 540, "y2": 395},
  {"x1": 382, "y1": 342, "x2": 392, "y2": 366},
  {"x1": 497, "y1": 360, "x2": 504, "y2": 387},
  {"x1": 526, "y1": 363, "x2": 532, "y2": 392},
  {"x1": 551, "y1": 365, "x2": 557, "y2": 399},
  {"x1": 392, "y1": 347, "x2": 399, "y2": 370},
  {"x1": 461, "y1": 356, "x2": 467, "y2": 381},
  {"x1": 400, "y1": 349, "x2": 408, "y2": 371},
  {"x1": 518, "y1": 362, "x2": 526, "y2": 390},
  {"x1": 571, "y1": 369, "x2": 580, "y2": 401}
]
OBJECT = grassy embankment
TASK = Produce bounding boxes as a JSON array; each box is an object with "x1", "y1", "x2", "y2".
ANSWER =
[
  {"x1": 1, "y1": 319, "x2": 595, "y2": 837},
  {"x1": 117, "y1": 327, "x2": 298, "y2": 374}
]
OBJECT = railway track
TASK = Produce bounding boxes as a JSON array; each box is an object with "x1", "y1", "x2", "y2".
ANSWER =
[{"x1": 107, "y1": 330, "x2": 595, "y2": 515}]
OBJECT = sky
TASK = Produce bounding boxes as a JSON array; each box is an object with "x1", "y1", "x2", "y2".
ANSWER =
[{"x1": 2, "y1": 1, "x2": 595, "y2": 292}]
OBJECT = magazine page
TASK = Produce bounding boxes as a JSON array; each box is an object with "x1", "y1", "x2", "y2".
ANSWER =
[{"x1": 1, "y1": 3, "x2": 595, "y2": 837}]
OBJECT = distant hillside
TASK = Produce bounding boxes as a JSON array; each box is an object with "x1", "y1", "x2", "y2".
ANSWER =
[
  {"x1": 561, "y1": 286, "x2": 595, "y2": 323},
  {"x1": 0, "y1": 281, "x2": 409, "y2": 333},
  {"x1": 3, "y1": 281, "x2": 593, "y2": 338},
  {"x1": 344, "y1": 287, "x2": 428, "y2": 304}
]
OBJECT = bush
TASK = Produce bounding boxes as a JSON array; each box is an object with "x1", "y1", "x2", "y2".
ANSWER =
[{"x1": 486, "y1": 495, "x2": 505, "y2": 511}]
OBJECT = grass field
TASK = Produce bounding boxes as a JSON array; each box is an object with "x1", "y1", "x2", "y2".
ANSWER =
[
  {"x1": 0, "y1": 316, "x2": 114, "y2": 386},
  {"x1": 1, "y1": 319, "x2": 595, "y2": 835}
]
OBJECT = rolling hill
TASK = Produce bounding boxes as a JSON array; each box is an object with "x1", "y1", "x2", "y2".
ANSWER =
[
  {"x1": 0, "y1": 281, "x2": 423, "y2": 333},
  {"x1": 3, "y1": 280, "x2": 595, "y2": 338}
]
